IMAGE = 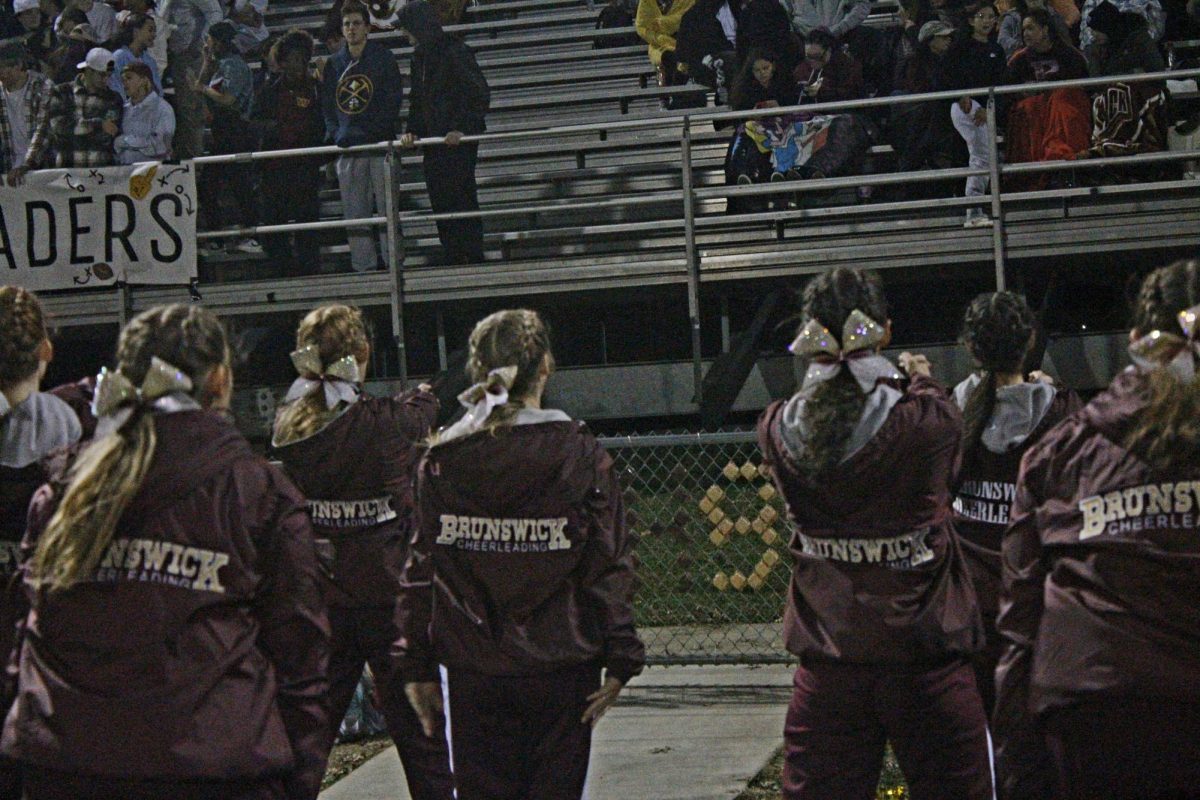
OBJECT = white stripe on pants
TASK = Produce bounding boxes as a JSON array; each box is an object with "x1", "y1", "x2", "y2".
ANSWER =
[
  {"x1": 335, "y1": 153, "x2": 390, "y2": 272},
  {"x1": 951, "y1": 100, "x2": 992, "y2": 198}
]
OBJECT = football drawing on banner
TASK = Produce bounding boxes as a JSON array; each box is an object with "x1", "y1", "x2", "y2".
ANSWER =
[{"x1": 0, "y1": 162, "x2": 197, "y2": 292}]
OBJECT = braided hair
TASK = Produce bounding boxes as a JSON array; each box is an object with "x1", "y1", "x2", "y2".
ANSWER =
[
  {"x1": 796, "y1": 268, "x2": 889, "y2": 481},
  {"x1": 1125, "y1": 260, "x2": 1200, "y2": 472},
  {"x1": 0, "y1": 286, "x2": 49, "y2": 392},
  {"x1": 466, "y1": 309, "x2": 554, "y2": 435},
  {"x1": 959, "y1": 291, "x2": 1035, "y2": 462}
]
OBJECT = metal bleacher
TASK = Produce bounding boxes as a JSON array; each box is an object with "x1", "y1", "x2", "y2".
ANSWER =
[{"x1": 36, "y1": 0, "x2": 1200, "y2": 424}]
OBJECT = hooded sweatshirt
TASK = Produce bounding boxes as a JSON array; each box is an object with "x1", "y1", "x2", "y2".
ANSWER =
[
  {"x1": 1, "y1": 409, "x2": 331, "y2": 800},
  {"x1": 396, "y1": 0, "x2": 489, "y2": 137},
  {"x1": 321, "y1": 38, "x2": 403, "y2": 147},
  {"x1": 993, "y1": 366, "x2": 1200, "y2": 798},
  {"x1": 397, "y1": 410, "x2": 645, "y2": 684},
  {"x1": 758, "y1": 373, "x2": 984, "y2": 665},
  {"x1": 950, "y1": 376, "x2": 1080, "y2": 618}
]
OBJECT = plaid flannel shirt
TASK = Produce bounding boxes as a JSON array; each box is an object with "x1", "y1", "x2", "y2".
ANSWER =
[
  {"x1": 40, "y1": 76, "x2": 123, "y2": 169},
  {"x1": 0, "y1": 71, "x2": 55, "y2": 174}
]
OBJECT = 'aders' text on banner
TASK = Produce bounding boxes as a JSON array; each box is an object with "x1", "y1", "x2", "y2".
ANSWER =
[{"x1": 0, "y1": 162, "x2": 197, "y2": 291}]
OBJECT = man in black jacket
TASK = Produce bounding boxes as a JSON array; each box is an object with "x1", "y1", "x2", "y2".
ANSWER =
[{"x1": 397, "y1": 0, "x2": 489, "y2": 266}]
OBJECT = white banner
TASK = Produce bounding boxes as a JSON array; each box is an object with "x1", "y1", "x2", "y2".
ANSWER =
[{"x1": 0, "y1": 162, "x2": 197, "y2": 291}]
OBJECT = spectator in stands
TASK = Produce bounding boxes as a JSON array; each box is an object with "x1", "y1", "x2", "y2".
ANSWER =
[
  {"x1": 1004, "y1": 8, "x2": 1090, "y2": 188},
  {"x1": 675, "y1": 0, "x2": 739, "y2": 103},
  {"x1": 195, "y1": 20, "x2": 260, "y2": 253},
  {"x1": 230, "y1": 0, "x2": 269, "y2": 54},
  {"x1": 1079, "y1": 0, "x2": 1168, "y2": 166},
  {"x1": 1083, "y1": 0, "x2": 1164, "y2": 75},
  {"x1": 1079, "y1": 0, "x2": 1165, "y2": 48},
  {"x1": 882, "y1": 0, "x2": 928, "y2": 95},
  {"x1": 313, "y1": 19, "x2": 343, "y2": 81},
  {"x1": 736, "y1": 0, "x2": 801, "y2": 75},
  {"x1": 254, "y1": 30, "x2": 325, "y2": 275},
  {"x1": 114, "y1": 60, "x2": 173, "y2": 162},
  {"x1": 768, "y1": 29, "x2": 872, "y2": 181},
  {"x1": 891, "y1": 20, "x2": 962, "y2": 184},
  {"x1": 790, "y1": 0, "x2": 868, "y2": 40},
  {"x1": 110, "y1": 12, "x2": 162, "y2": 100},
  {"x1": 0, "y1": 40, "x2": 53, "y2": 186},
  {"x1": 66, "y1": 0, "x2": 117, "y2": 44},
  {"x1": 321, "y1": 1, "x2": 402, "y2": 272},
  {"x1": 635, "y1": 0, "x2": 696, "y2": 88},
  {"x1": 13, "y1": 0, "x2": 54, "y2": 68},
  {"x1": 996, "y1": 0, "x2": 1069, "y2": 59},
  {"x1": 725, "y1": 48, "x2": 797, "y2": 205},
  {"x1": 397, "y1": 0, "x2": 490, "y2": 266},
  {"x1": 116, "y1": 0, "x2": 169, "y2": 75},
  {"x1": 41, "y1": 46, "x2": 122, "y2": 167},
  {"x1": 47, "y1": 14, "x2": 94, "y2": 82},
  {"x1": 166, "y1": 0, "x2": 222, "y2": 159},
  {"x1": 946, "y1": 2, "x2": 1006, "y2": 225}
]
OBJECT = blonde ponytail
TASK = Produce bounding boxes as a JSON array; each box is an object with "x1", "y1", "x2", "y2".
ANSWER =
[{"x1": 29, "y1": 304, "x2": 229, "y2": 592}]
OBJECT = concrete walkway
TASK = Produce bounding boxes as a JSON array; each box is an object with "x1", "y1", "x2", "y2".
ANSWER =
[{"x1": 320, "y1": 664, "x2": 794, "y2": 800}]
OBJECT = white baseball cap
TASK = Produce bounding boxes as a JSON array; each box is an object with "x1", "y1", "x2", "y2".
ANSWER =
[
  {"x1": 77, "y1": 46, "x2": 115, "y2": 72},
  {"x1": 13, "y1": 0, "x2": 40, "y2": 14}
]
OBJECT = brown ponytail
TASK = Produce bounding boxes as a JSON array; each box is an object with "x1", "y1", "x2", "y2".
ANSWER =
[
  {"x1": 30, "y1": 304, "x2": 230, "y2": 592},
  {"x1": 1124, "y1": 260, "x2": 1200, "y2": 473},
  {"x1": 456, "y1": 309, "x2": 553, "y2": 437},
  {"x1": 959, "y1": 291, "x2": 1036, "y2": 463},
  {"x1": 795, "y1": 268, "x2": 889, "y2": 481},
  {"x1": 273, "y1": 304, "x2": 370, "y2": 446}
]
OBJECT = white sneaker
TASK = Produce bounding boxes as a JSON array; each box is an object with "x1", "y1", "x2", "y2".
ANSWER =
[
  {"x1": 231, "y1": 237, "x2": 264, "y2": 255},
  {"x1": 963, "y1": 210, "x2": 993, "y2": 228}
]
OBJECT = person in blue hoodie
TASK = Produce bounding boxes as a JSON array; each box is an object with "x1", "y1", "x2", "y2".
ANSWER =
[{"x1": 321, "y1": 0, "x2": 402, "y2": 273}]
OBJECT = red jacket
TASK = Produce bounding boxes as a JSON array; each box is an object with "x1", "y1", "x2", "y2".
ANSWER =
[
  {"x1": 273, "y1": 389, "x2": 438, "y2": 607},
  {"x1": 398, "y1": 412, "x2": 645, "y2": 684},
  {"x1": 0, "y1": 410, "x2": 331, "y2": 800},
  {"x1": 993, "y1": 368, "x2": 1200, "y2": 797},
  {"x1": 758, "y1": 374, "x2": 984, "y2": 665}
]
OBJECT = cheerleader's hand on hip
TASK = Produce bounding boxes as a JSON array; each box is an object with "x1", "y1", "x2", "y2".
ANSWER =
[
  {"x1": 405, "y1": 681, "x2": 444, "y2": 737},
  {"x1": 581, "y1": 676, "x2": 624, "y2": 728}
]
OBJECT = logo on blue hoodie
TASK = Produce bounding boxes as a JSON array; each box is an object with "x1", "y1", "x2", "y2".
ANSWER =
[{"x1": 337, "y1": 74, "x2": 374, "y2": 115}]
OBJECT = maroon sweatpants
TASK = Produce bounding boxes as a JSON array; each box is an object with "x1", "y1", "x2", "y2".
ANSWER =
[
  {"x1": 783, "y1": 658, "x2": 994, "y2": 800},
  {"x1": 321, "y1": 603, "x2": 454, "y2": 800},
  {"x1": 21, "y1": 769, "x2": 285, "y2": 799},
  {"x1": 442, "y1": 662, "x2": 601, "y2": 800},
  {"x1": 1044, "y1": 699, "x2": 1200, "y2": 800}
]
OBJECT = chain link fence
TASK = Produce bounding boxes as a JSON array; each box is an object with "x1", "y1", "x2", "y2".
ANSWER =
[{"x1": 599, "y1": 431, "x2": 795, "y2": 665}]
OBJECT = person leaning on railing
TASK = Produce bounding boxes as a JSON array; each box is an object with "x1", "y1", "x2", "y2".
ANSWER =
[
  {"x1": 0, "y1": 39, "x2": 54, "y2": 187},
  {"x1": 39, "y1": 45, "x2": 122, "y2": 168}
]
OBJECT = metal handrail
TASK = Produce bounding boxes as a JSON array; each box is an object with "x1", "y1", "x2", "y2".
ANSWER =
[{"x1": 175, "y1": 64, "x2": 1200, "y2": 411}]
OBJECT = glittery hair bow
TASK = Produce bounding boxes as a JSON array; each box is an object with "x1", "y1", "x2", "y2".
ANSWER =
[
  {"x1": 789, "y1": 309, "x2": 902, "y2": 393},
  {"x1": 434, "y1": 365, "x2": 519, "y2": 444},
  {"x1": 91, "y1": 357, "x2": 195, "y2": 419},
  {"x1": 1128, "y1": 303, "x2": 1200, "y2": 383},
  {"x1": 284, "y1": 344, "x2": 362, "y2": 409}
]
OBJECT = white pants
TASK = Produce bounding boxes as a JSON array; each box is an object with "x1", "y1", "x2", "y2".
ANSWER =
[
  {"x1": 951, "y1": 100, "x2": 991, "y2": 199},
  {"x1": 335, "y1": 154, "x2": 390, "y2": 272}
]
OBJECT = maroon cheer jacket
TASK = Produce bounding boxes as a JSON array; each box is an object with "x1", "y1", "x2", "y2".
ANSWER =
[
  {"x1": 398, "y1": 414, "x2": 645, "y2": 685},
  {"x1": 993, "y1": 367, "x2": 1200, "y2": 796},
  {"x1": 1, "y1": 410, "x2": 331, "y2": 800},
  {"x1": 758, "y1": 375, "x2": 984, "y2": 665},
  {"x1": 273, "y1": 389, "x2": 438, "y2": 607}
]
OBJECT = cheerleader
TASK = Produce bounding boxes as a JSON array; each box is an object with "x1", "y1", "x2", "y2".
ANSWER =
[
  {"x1": 757, "y1": 268, "x2": 993, "y2": 800},
  {"x1": 994, "y1": 260, "x2": 1200, "y2": 799},
  {"x1": 398, "y1": 309, "x2": 644, "y2": 800},
  {"x1": 1, "y1": 304, "x2": 331, "y2": 800},
  {"x1": 951, "y1": 291, "x2": 1080, "y2": 713},
  {"x1": 0, "y1": 287, "x2": 81, "y2": 576},
  {"x1": 271, "y1": 304, "x2": 453, "y2": 800}
]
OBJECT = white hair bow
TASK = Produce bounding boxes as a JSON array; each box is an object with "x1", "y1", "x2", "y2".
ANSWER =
[
  {"x1": 435, "y1": 366, "x2": 519, "y2": 444},
  {"x1": 285, "y1": 344, "x2": 362, "y2": 409},
  {"x1": 1128, "y1": 303, "x2": 1200, "y2": 383},
  {"x1": 789, "y1": 309, "x2": 902, "y2": 393}
]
